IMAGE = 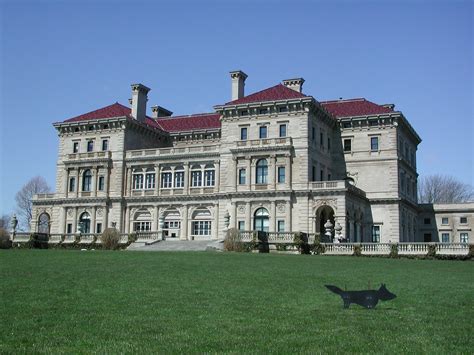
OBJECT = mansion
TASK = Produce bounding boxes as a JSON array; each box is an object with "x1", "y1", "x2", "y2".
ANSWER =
[{"x1": 31, "y1": 71, "x2": 473, "y2": 243}]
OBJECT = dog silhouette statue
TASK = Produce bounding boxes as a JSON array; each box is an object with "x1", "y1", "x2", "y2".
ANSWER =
[{"x1": 325, "y1": 284, "x2": 397, "y2": 309}]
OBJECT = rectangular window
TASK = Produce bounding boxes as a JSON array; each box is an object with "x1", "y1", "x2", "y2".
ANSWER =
[
  {"x1": 369, "y1": 120, "x2": 378, "y2": 126},
  {"x1": 278, "y1": 167, "x2": 285, "y2": 183},
  {"x1": 320, "y1": 131, "x2": 323, "y2": 148},
  {"x1": 259, "y1": 108, "x2": 268, "y2": 115},
  {"x1": 174, "y1": 171, "x2": 184, "y2": 188},
  {"x1": 343, "y1": 122, "x2": 351, "y2": 128},
  {"x1": 327, "y1": 137, "x2": 331, "y2": 151},
  {"x1": 192, "y1": 221, "x2": 212, "y2": 236},
  {"x1": 460, "y1": 217, "x2": 467, "y2": 224},
  {"x1": 145, "y1": 173, "x2": 155, "y2": 189},
  {"x1": 320, "y1": 169, "x2": 324, "y2": 181},
  {"x1": 343, "y1": 139, "x2": 352, "y2": 152},
  {"x1": 312, "y1": 127, "x2": 315, "y2": 140},
  {"x1": 279, "y1": 124, "x2": 287, "y2": 138},
  {"x1": 424, "y1": 233, "x2": 432, "y2": 242},
  {"x1": 87, "y1": 140, "x2": 94, "y2": 152},
  {"x1": 102, "y1": 139, "x2": 109, "y2": 151},
  {"x1": 69, "y1": 177, "x2": 76, "y2": 192},
  {"x1": 73, "y1": 142, "x2": 79, "y2": 153},
  {"x1": 259, "y1": 126, "x2": 267, "y2": 139},
  {"x1": 372, "y1": 226, "x2": 381, "y2": 243},
  {"x1": 460, "y1": 233, "x2": 469, "y2": 243},
  {"x1": 134, "y1": 222, "x2": 151, "y2": 232},
  {"x1": 441, "y1": 233, "x2": 450, "y2": 243},
  {"x1": 240, "y1": 110, "x2": 248, "y2": 116},
  {"x1": 327, "y1": 173, "x2": 331, "y2": 181},
  {"x1": 191, "y1": 171, "x2": 202, "y2": 187},
  {"x1": 312, "y1": 166, "x2": 316, "y2": 181},
  {"x1": 238, "y1": 221, "x2": 245, "y2": 231},
  {"x1": 67, "y1": 223, "x2": 73, "y2": 234},
  {"x1": 279, "y1": 107, "x2": 288, "y2": 113},
  {"x1": 240, "y1": 127, "x2": 248, "y2": 140},
  {"x1": 133, "y1": 174, "x2": 144, "y2": 190},
  {"x1": 277, "y1": 220, "x2": 285, "y2": 232},
  {"x1": 424, "y1": 218, "x2": 431, "y2": 225},
  {"x1": 204, "y1": 170, "x2": 215, "y2": 186},
  {"x1": 161, "y1": 172, "x2": 172, "y2": 188},
  {"x1": 98, "y1": 176, "x2": 105, "y2": 191},
  {"x1": 441, "y1": 217, "x2": 449, "y2": 225},
  {"x1": 96, "y1": 223, "x2": 102, "y2": 234},
  {"x1": 371, "y1": 136, "x2": 379, "y2": 151},
  {"x1": 239, "y1": 169, "x2": 246, "y2": 185}
]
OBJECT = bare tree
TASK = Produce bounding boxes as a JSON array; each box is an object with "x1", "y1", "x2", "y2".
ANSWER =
[
  {"x1": 15, "y1": 176, "x2": 51, "y2": 230},
  {"x1": 0, "y1": 214, "x2": 10, "y2": 230},
  {"x1": 418, "y1": 174, "x2": 474, "y2": 204}
]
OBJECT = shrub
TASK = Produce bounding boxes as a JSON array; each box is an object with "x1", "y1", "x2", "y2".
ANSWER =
[
  {"x1": 0, "y1": 228, "x2": 12, "y2": 249},
  {"x1": 427, "y1": 244, "x2": 437, "y2": 258},
  {"x1": 311, "y1": 243, "x2": 326, "y2": 255},
  {"x1": 353, "y1": 244, "x2": 362, "y2": 256},
  {"x1": 101, "y1": 228, "x2": 121, "y2": 250},
  {"x1": 294, "y1": 232, "x2": 310, "y2": 254},
  {"x1": 390, "y1": 243, "x2": 398, "y2": 258},
  {"x1": 128, "y1": 233, "x2": 137, "y2": 243},
  {"x1": 223, "y1": 228, "x2": 247, "y2": 252}
]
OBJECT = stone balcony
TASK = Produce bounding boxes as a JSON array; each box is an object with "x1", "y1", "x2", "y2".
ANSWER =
[
  {"x1": 33, "y1": 193, "x2": 56, "y2": 201},
  {"x1": 232, "y1": 137, "x2": 292, "y2": 153},
  {"x1": 66, "y1": 151, "x2": 111, "y2": 161},
  {"x1": 308, "y1": 180, "x2": 366, "y2": 197},
  {"x1": 127, "y1": 145, "x2": 219, "y2": 160}
]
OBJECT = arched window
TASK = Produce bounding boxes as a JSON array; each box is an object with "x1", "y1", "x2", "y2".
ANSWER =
[
  {"x1": 163, "y1": 209, "x2": 181, "y2": 238},
  {"x1": 204, "y1": 164, "x2": 215, "y2": 187},
  {"x1": 134, "y1": 209, "x2": 152, "y2": 232},
  {"x1": 79, "y1": 212, "x2": 91, "y2": 234},
  {"x1": 256, "y1": 159, "x2": 268, "y2": 184},
  {"x1": 192, "y1": 208, "x2": 212, "y2": 236},
  {"x1": 37, "y1": 213, "x2": 50, "y2": 234},
  {"x1": 174, "y1": 166, "x2": 184, "y2": 188},
  {"x1": 254, "y1": 208, "x2": 269, "y2": 232},
  {"x1": 82, "y1": 170, "x2": 92, "y2": 191}
]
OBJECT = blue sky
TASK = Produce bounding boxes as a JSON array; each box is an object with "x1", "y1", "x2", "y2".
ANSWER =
[{"x1": 1, "y1": 0, "x2": 473, "y2": 215}]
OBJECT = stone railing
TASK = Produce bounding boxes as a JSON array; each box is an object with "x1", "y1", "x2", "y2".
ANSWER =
[
  {"x1": 360, "y1": 243, "x2": 392, "y2": 255},
  {"x1": 397, "y1": 243, "x2": 430, "y2": 255},
  {"x1": 127, "y1": 145, "x2": 219, "y2": 159},
  {"x1": 135, "y1": 231, "x2": 161, "y2": 244},
  {"x1": 33, "y1": 193, "x2": 56, "y2": 200},
  {"x1": 435, "y1": 243, "x2": 470, "y2": 256},
  {"x1": 235, "y1": 137, "x2": 292, "y2": 148},
  {"x1": 310, "y1": 180, "x2": 366, "y2": 197},
  {"x1": 67, "y1": 151, "x2": 111, "y2": 161},
  {"x1": 12, "y1": 233, "x2": 31, "y2": 242},
  {"x1": 322, "y1": 243, "x2": 355, "y2": 255}
]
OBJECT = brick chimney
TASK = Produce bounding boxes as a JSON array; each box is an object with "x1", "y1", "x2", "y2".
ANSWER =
[
  {"x1": 229, "y1": 70, "x2": 248, "y2": 101},
  {"x1": 130, "y1": 83, "x2": 150, "y2": 122},
  {"x1": 282, "y1": 78, "x2": 305, "y2": 93}
]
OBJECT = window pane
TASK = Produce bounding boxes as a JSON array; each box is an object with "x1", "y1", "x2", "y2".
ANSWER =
[
  {"x1": 73, "y1": 142, "x2": 79, "y2": 153},
  {"x1": 175, "y1": 171, "x2": 184, "y2": 188},
  {"x1": 191, "y1": 171, "x2": 202, "y2": 187},
  {"x1": 278, "y1": 220, "x2": 285, "y2": 232},
  {"x1": 256, "y1": 160, "x2": 268, "y2": 184},
  {"x1": 87, "y1": 141, "x2": 94, "y2": 152},
  {"x1": 278, "y1": 167, "x2": 285, "y2": 183},
  {"x1": 371, "y1": 137, "x2": 379, "y2": 151},
  {"x1": 133, "y1": 174, "x2": 144, "y2": 190},
  {"x1": 343, "y1": 139, "x2": 351, "y2": 152},
  {"x1": 240, "y1": 127, "x2": 248, "y2": 140},
  {"x1": 239, "y1": 169, "x2": 246, "y2": 185},
  {"x1": 204, "y1": 170, "x2": 215, "y2": 186},
  {"x1": 161, "y1": 172, "x2": 172, "y2": 188},
  {"x1": 145, "y1": 173, "x2": 155, "y2": 189},
  {"x1": 279, "y1": 124, "x2": 287, "y2": 138},
  {"x1": 69, "y1": 177, "x2": 75, "y2": 192},
  {"x1": 259, "y1": 126, "x2": 267, "y2": 139},
  {"x1": 102, "y1": 139, "x2": 109, "y2": 151},
  {"x1": 98, "y1": 176, "x2": 105, "y2": 191}
]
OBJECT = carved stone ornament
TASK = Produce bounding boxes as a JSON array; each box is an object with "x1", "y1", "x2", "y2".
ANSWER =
[
  {"x1": 67, "y1": 208, "x2": 74, "y2": 218},
  {"x1": 238, "y1": 205, "x2": 246, "y2": 214},
  {"x1": 277, "y1": 203, "x2": 285, "y2": 213},
  {"x1": 96, "y1": 208, "x2": 103, "y2": 217}
]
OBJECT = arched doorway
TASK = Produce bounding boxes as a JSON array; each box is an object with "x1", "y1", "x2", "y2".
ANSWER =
[
  {"x1": 316, "y1": 205, "x2": 335, "y2": 238},
  {"x1": 133, "y1": 209, "x2": 152, "y2": 232},
  {"x1": 163, "y1": 209, "x2": 181, "y2": 238},
  {"x1": 254, "y1": 208, "x2": 269, "y2": 232},
  {"x1": 79, "y1": 212, "x2": 91, "y2": 234},
  {"x1": 37, "y1": 213, "x2": 50, "y2": 234},
  {"x1": 191, "y1": 208, "x2": 212, "y2": 238}
]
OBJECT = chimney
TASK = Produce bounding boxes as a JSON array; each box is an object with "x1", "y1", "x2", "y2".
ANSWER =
[
  {"x1": 282, "y1": 78, "x2": 305, "y2": 93},
  {"x1": 229, "y1": 70, "x2": 248, "y2": 101},
  {"x1": 130, "y1": 83, "x2": 151, "y2": 122},
  {"x1": 382, "y1": 103, "x2": 395, "y2": 110},
  {"x1": 151, "y1": 105, "x2": 173, "y2": 118}
]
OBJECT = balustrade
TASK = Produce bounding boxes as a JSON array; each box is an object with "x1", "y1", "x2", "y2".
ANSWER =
[{"x1": 398, "y1": 243, "x2": 430, "y2": 255}]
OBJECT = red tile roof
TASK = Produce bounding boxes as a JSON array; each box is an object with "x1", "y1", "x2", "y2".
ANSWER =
[
  {"x1": 225, "y1": 84, "x2": 308, "y2": 105},
  {"x1": 63, "y1": 102, "x2": 132, "y2": 122},
  {"x1": 320, "y1": 98, "x2": 394, "y2": 118},
  {"x1": 156, "y1": 113, "x2": 221, "y2": 132}
]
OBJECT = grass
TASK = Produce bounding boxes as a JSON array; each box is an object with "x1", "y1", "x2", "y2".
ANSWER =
[{"x1": 0, "y1": 250, "x2": 473, "y2": 353}]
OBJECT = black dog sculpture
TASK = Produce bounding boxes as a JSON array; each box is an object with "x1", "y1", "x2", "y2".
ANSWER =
[{"x1": 325, "y1": 284, "x2": 396, "y2": 309}]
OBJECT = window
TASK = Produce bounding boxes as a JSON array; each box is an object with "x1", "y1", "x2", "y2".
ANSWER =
[
  {"x1": 67, "y1": 223, "x2": 73, "y2": 234},
  {"x1": 278, "y1": 167, "x2": 285, "y2": 183},
  {"x1": 240, "y1": 127, "x2": 248, "y2": 140},
  {"x1": 343, "y1": 122, "x2": 351, "y2": 128},
  {"x1": 279, "y1": 124, "x2": 287, "y2": 138},
  {"x1": 204, "y1": 167, "x2": 215, "y2": 186},
  {"x1": 133, "y1": 172, "x2": 144, "y2": 190},
  {"x1": 239, "y1": 169, "x2": 246, "y2": 185},
  {"x1": 87, "y1": 140, "x2": 94, "y2": 152},
  {"x1": 69, "y1": 177, "x2": 76, "y2": 192},
  {"x1": 240, "y1": 110, "x2": 248, "y2": 116},
  {"x1": 79, "y1": 212, "x2": 91, "y2": 233},
  {"x1": 460, "y1": 217, "x2": 467, "y2": 224},
  {"x1": 73, "y1": 142, "x2": 79, "y2": 153},
  {"x1": 259, "y1": 126, "x2": 267, "y2": 139},
  {"x1": 320, "y1": 169, "x2": 324, "y2": 181},
  {"x1": 238, "y1": 221, "x2": 245, "y2": 231},
  {"x1": 343, "y1": 139, "x2": 352, "y2": 152},
  {"x1": 277, "y1": 220, "x2": 285, "y2": 232},
  {"x1": 254, "y1": 208, "x2": 269, "y2": 232},
  {"x1": 256, "y1": 159, "x2": 268, "y2": 184},
  {"x1": 328, "y1": 173, "x2": 331, "y2": 181},
  {"x1": 312, "y1": 166, "x2": 316, "y2": 181},
  {"x1": 191, "y1": 169, "x2": 202, "y2": 187},
  {"x1": 102, "y1": 139, "x2": 109, "y2": 151},
  {"x1": 441, "y1": 233, "x2": 450, "y2": 243},
  {"x1": 174, "y1": 170, "x2": 184, "y2": 188},
  {"x1": 460, "y1": 233, "x2": 469, "y2": 243},
  {"x1": 161, "y1": 171, "x2": 172, "y2": 188},
  {"x1": 371, "y1": 136, "x2": 379, "y2": 151},
  {"x1": 134, "y1": 221, "x2": 151, "y2": 232},
  {"x1": 320, "y1": 131, "x2": 323, "y2": 148},
  {"x1": 259, "y1": 108, "x2": 268, "y2": 115},
  {"x1": 96, "y1": 223, "x2": 102, "y2": 234},
  {"x1": 372, "y1": 226, "x2": 381, "y2": 243},
  {"x1": 369, "y1": 120, "x2": 378, "y2": 127},
  {"x1": 82, "y1": 170, "x2": 92, "y2": 191},
  {"x1": 441, "y1": 217, "x2": 449, "y2": 225},
  {"x1": 327, "y1": 137, "x2": 331, "y2": 151},
  {"x1": 424, "y1": 233, "x2": 432, "y2": 242},
  {"x1": 279, "y1": 107, "x2": 288, "y2": 113},
  {"x1": 312, "y1": 127, "x2": 315, "y2": 140},
  {"x1": 144, "y1": 171, "x2": 155, "y2": 189},
  {"x1": 192, "y1": 221, "x2": 212, "y2": 236},
  {"x1": 98, "y1": 176, "x2": 105, "y2": 191},
  {"x1": 424, "y1": 218, "x2": 431, "y2": 225}
]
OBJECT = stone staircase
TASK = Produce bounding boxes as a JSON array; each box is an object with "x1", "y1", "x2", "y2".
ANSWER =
[{"x1": 128, "y1": 239, "x2": 224, "y2": 252}]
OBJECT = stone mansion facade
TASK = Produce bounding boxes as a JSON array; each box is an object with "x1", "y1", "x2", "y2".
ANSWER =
[{"x1": 31, "y1": 71, "x2": 473, "y2": 243}]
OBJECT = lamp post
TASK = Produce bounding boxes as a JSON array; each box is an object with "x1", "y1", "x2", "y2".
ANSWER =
[{"x1": 10, "y1": 214, "x2": 18, "y2": 242}]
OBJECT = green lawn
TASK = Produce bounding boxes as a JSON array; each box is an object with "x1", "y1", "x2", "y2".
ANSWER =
[{"x1": 1, "y1": 250, "x2": 473, "y2": 353}]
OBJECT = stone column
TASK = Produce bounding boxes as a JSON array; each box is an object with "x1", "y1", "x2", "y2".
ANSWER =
[
  {"x1": 63, "y1": 167, "x2": 69, "y2": 197},
  {"x1": 231, "y1": 157, "x2": 237, "y2": 191},
  {"x1": 285, "y1": 154, "x2": 291, "y2": 187},
  {"x1": 269, "y1": 155, "x2": 276, "y2": 188},
  {"x1": 246, "y1": 156, "x2": 251, "y2": 190},
  {"x1": 78, "y1": 169, "x2": 83, "y2": 196},
  {"x1": 93, "y1": 167, "x2": 99, "y2": 197},
  {"x1": 181, "y1": 205, "x2": 188, "y2": 240},
  {"x1": 154, "y1": 165, "x2": 159, "y2": 195},
  {"x1": 270, "y1": 200, "x2": 276, "y2": 232},
  {"x1": 126, "y1": 167, "x2": 132, "y2": 196},
  {"x1": 212, "y1": 205, "x2": 219, "y2": 240},
  {"x1": 125, "y1": 206, "x2": 130, "y2": 233},
  {"x1": 215, "y1": 160, "x2": 220, "y2": 192},
  {"x1": 245, "y1": 202, "x2": 251, "y2": 231},
  {"x1": 288, "y1": 200, "x2": 292, "y2": 233},
  {"x1": 90, "y1": 206, "x2": 96, "y2": 233},
  {"x1": 103, "y1": 205, "x2": 109, "y2": 230},
  {"x1": 184, "y1": 163, "x2": 189, "y2": 194},
  {"x1": 59, "y1": 206, "x2": 66, "y2": 234},
  {"x1": 73, "y1": 207, "x2": 78, "y2": 233},
  {"x1": 152, "y1": 206, "x2": 159, "y2": 231}
]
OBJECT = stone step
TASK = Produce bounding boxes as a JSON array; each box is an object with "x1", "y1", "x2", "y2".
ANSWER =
[{"x1": 127, "y1": 240, "x2": 224, "y2": 252}]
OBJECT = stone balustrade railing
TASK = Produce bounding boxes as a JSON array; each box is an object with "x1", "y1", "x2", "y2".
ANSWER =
[
  {"x1": 435, "y1": 243, "x2": 470, "y2": 255},
  {"x1": 127, "y1": 145, "x2": 218, "y2": 159},
  {"x1": 135, "y1": 231, "x2": 161, "y2": 243},
  {"x1": 235, "y1": 137, "x2": 292, "y2": 148},
  {"x1": 322, "y1": 243, "x2": 355, "y2": 255},
  {"x1": 67, "y1": 151, "x2": 111, "y2": 161}
]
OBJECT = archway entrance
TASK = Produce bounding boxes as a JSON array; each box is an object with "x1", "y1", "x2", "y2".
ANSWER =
[
  {"x1": 37, "y1": 213, "x2": 50, "y2": 234},
  {"x1": 163, "y1": 209, "x2": 181, "y2": 239},
  {"x1": 79, "y1": 212, "x2": 91, "y2": 234},
  {"x1": 316, "y1": 205, "x2": 335, "y2": 239},
  {"x1": 254, "y1": 208, "x2": 269, "y2": 232}
]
